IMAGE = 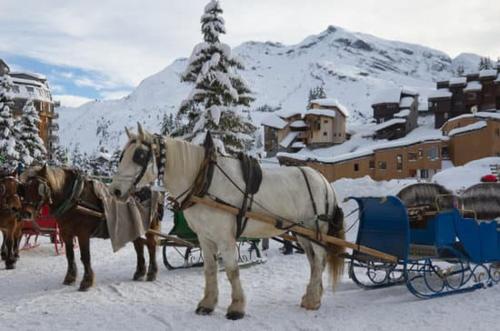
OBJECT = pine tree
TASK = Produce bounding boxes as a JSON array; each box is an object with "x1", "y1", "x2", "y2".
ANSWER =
[
  {"x1": 308, "y1": 86, "x2": 327, "y2": 101},
  {"x1": 161, "y1": 113, "x2": 175, "y2": 135},
  {"x1": 51, "y1": 145, "x2": 69, "y2": 166},
  {"x1": 456, "y1": 65, "x2": 465, "y2": 76},
  {"x1": 0, "y1": 73, "x2": 19, "y2": 173},
  {"x1": 479, "y1": 57, "x2": 493, "y2": 70},
  {"x1": 19, "y1": 99, "x2": 46, "y2": 165},
  {"x1": 175, "y1": 0, "x2": 256, "y2": 154}
]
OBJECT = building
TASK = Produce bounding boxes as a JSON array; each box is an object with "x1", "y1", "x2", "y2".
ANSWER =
[
  {"x1": 262, "y1": 98, "x2": 349, "y2": 156},
  {"x1": 371, "y1": 88, "x2": 419, "y2": 140},
  {"x1": 278, "y1": 136, "x2": 445, "y2": 182},
  {"x1": 429, "y1": 66, "x2": 500, "y2": 128},
  {"x1": 0, "y1": 59, "x2": 59, "y2": 159}
]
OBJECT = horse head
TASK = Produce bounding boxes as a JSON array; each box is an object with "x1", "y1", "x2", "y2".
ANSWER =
[
  {"x1": 110, "y1": 123, "x2": 160, "y2": 199},
  {"x1": 19, "y1": 164, "x2": 53, "y2": 219}
]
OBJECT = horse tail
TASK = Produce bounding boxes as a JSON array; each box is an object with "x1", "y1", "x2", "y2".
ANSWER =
[{"x1": 326, "y1": 204, "x2": 345, "y2": 289}]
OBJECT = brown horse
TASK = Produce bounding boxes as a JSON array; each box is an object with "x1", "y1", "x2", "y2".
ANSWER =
[
  {"x1": 21, "y1": 165, "x2": 161, "y2": 291},
  {"x1": 0, "y1": 176, "x2": 23, "y2": 269}
]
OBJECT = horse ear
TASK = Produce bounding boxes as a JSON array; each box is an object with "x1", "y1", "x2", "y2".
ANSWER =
[
  {"x1": 125, "y1": 126, "x2": 132, "y2": 139},
  {"x1": 137, "y1": 122, "x2": 145, "y2": 141}
]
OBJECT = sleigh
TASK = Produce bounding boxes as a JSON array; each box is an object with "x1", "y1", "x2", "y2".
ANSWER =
[{"x1": 21, "y1": 205, "x2": 64, "y2": 255}]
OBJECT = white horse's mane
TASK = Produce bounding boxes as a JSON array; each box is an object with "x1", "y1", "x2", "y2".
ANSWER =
[{"x1": 164, "y1": 137, "x2": 205, "y2": 180}]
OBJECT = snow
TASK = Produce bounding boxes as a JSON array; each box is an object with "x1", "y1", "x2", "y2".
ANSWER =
[
  {"x1": 289, "y1": 120, "x2": 307, "y2": 128},
  {"x1": 279, "y1": 131, "x2": 300, "y2": 148},
  {"x1": 209, "y1": 106, "x2": 222, "y2": 125},
  {"x1": 463, "y1": 81, "x2": 482, "y2": 92},
  {"x1": 394, "y1": 109, "x2": 410, "y2": 118},
  {"x1": 433, "y1": 157, "x2": 500, "y2": 192},
  {"x1": 261, "y1": 114, "x2": 287, "y2": 129},
  {"x1": 291, "y1": 141, "x2": 306, "y2": 149},
  {"x1": 371, "y1": 88, "x2": 401, "y2": 105},
  {"x1": 309, "y1": 98, "x2": 349, "y2": 117},
  {"x1": 373, "y1": 118, "x2": 406, "y2": 131},
  {"x1": 10, "y1": 71, "x2": 47, "y2": 81},
  {"x1": 428, "y1": 88, "x2": 452, "y2": 99},
  {"x1": 448, "y1": 76, "x2": 467, "y2": 86},
  {"x1": 479, "y1": 69, "x2": 498, "y2": 79},
  {"x1": 306, "y1": 108, "x2": 337, "y2": 118},
  {"x1": 399, "y1": 96, "x2": 414, "y2": 109},
  {"x1": 447, "y1": 120, "x2": 487, "y2": 137}
]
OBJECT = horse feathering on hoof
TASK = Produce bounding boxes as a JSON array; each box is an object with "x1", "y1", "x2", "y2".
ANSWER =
[
  {"x1": 110, "y1": 124, "x2": 345, "y2": 320},
  {"x1": 20, "y1": 165, "x2": 161, "y2": 291},
  {"x1": 0, "y1": 176, "x2": 24, "y2": 270}
]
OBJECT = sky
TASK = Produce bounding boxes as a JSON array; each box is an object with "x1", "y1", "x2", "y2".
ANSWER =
[{"x1": 1, "y1": 0, "x2": 499, "y2": 107}]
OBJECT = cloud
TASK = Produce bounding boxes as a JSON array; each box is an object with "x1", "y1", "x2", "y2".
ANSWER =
[
  {"x1": 1, "y1": 0, "x2": 499, "y2": 96},
  {"x1": 54, "y1": 94, "x2": 93, "y2": 108}
]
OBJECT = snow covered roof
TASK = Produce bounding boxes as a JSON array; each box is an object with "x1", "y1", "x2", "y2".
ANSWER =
[
  {"x1": 291, "y1": 141, "x2": 306, "y2": 149},
  {"x1": 428, "y1": 88, "x2": 452, "y2": 99},
  {"x1": 479, "y1": 69, "x2": 498, "y2": 79},
  {"x1": 399, "y1": 96, "x2": 414, "y2": 109},
  {"x1": 449, "y1": 77, "x2": 467, "y2": 86},
  {"x1": 305, "y1": 108, "x2": 337, "y2": 118},
  {"x1": 290, "y1": 120, "x2": 308, "y2": 128},
  {"x1": 448, "y1": 121, "x2": 487, "y2": 137},
  {"x1": 279, "y1": 131, "x2": 300, "y2": 148},
  {"x1": 374, "y1": 118, "x2": 406, "y2": 131},
  {"x1": 309, "y1": 98, "x2": 349, "y2": 117},
  {"x1": 276, "y1": 110, "x2": 303, "y2": 119},
  {"x1": 372, "y1": 88, "x2": 401, "y2": 105},
  {"x1": 10, "y1": 71, "x2": 47, "y2": 81},
  {"x1": 441, "y1": 111, "x2": 500, "y2": 127},
  {"x1": 278, "y1": 134, "x2": 445, "y2": 165},
  {"x1": 463, "y1": 81, "x2": 482, "y2": 92},
  {"x1": 401, "y1": 87, "x2": 418, "y2": 96},
  {"x1": 394, "y1": 109, "x2": 410, "y2": 118},
  {"x1": 261, "y1": 114, "x2": 288, "y2": 129}
]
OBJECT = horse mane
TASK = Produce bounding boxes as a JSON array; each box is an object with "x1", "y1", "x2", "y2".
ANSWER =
[
  {"x1": 397, "y1": 182, "x2": 453, "y2": 209},
  {"x1": 461, "y1": 183, "x2": 500, "y2": 220},
  {"x1": 164, "y1": 137, "x2": 205, "y2": 179},
  {"x1": 23, "y1": 165, "x2": 70, "y2": 196}
]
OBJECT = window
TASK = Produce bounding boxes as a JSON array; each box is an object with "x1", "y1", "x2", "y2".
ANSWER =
[
  {"x1": 354, "y1": 163, "x2": 359, "y2": 172},
  {"x1": 408, "y1": 152, "x2": 417, "y2": 161},
  {"x1": 315, "y1": 121, "x2": 321, "y2": 130},
  {"x1": 26, "y1": 86, "x2": 34, "y2": 93},
  {"x1": 396, "y1": 154, "x2": 403, "y2": 171},
  {"x1": 427, "y1": 146, "x2": 438, "y2": 160},
  {"x1": 369, "y1": 160, "x2": 375, "y2": 169},
  {"x1": 323, "y1": 132, "x2": 327, "y2": 136},
  {"x1": 443, "y1": 112, "x2": 449, "y2": 120},
  {"x1": 324, "y1": 120, "x2": 328, "y2": 124},
  {"x1": 420, "y1": 169, "x2": 429, "y2": 179},
  {"x1": 496, "y1": 128, "x2": 500, "y2": 136},
  {"x1": 378, "y1": 161, "x2": 387, "y2": 170},
  {"x1": 418, "y1": 149, "x2": 423, "y2": 158},
  {"x1": 11, "y1": 85, "x2": 20, "y2": 93},
  {"x1": 441, "y1": 147, "x2": 449, "y2": 159}
]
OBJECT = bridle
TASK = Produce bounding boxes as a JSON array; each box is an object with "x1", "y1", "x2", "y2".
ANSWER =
[
  {"x1": 115, "y1": 134, "x2": 167, "y2": 195},
  {"x1": 22, "y1": 176, "x2": 53, "y2": 215}
]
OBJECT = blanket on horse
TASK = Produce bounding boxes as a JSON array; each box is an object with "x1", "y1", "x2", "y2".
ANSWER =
[{"x1": 92, "y1": 181, "x2": 161, "y2": 252}]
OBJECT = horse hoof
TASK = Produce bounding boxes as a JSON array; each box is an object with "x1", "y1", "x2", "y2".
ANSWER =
[
  {"x1": 146, "y1": 274, "x2": 157, "y2": 282},
  {"x1": 78, "y1": 285, "x2": 91, "y2": 292},
  {"x1": 133, "y1": 274, "x2": 145, "y2": 281},
  {"x1": 226, "y1": 311, "x2": 245, "y2": 320},
  {"x1": 195, "y1": 307, "x2": 213, "y2": 315},
  {"x1": 5, "y1": 264, "x2": 16, "y2": 270},
  {"x1": 300, "y1": 301, "x2": 321, "y2": 310}
]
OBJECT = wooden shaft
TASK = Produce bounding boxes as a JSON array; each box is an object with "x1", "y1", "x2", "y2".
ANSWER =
[
  {"x1": 191, "y1": 196, "x2": 398, "y2": 263},
  {"x1": 147, "y1": 229, "x2": 196, "y2": 248},
  {"x1": 75, "y1": 205, "x2": 105, "y2": 219}
]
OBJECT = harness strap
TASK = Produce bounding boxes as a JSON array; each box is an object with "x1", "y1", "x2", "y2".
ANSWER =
[{"x1": 52, "y1": 172, "x2": 85, "y2": 218}]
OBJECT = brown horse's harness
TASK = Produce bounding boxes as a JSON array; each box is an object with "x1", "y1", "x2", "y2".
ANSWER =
[{"x1": 0, "y1": 176, "x2": 22, "y2": 215}]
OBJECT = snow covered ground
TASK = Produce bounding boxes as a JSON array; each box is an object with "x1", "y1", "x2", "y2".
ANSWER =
[{"x1": 1, "y1": 173, "x2": 499, "y2": 331}]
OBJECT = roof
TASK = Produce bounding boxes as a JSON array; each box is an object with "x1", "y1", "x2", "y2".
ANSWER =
[
  {"x1": 399, "y1": 96, "x2": 414, "y2": 109},
  {"x1": 441, "y1": 111, "x2": 500, "y2": 128},
  {"x1": 374, "y1": 118, "x2": 406, "y2": 131},
  {"x1": 276, "y1": 110, "x2": 303, "y2": 119},
  {"x1": 372, "y1": 88, "x2": 401, "y2": 105},
  {"x1": 309, "y1": 98, "x2": 349, "y2": 117},
  {"x1": 463, "y1": 81, "x2": 482, "y2": 92},
  {"x1": 305, "y1": 108, "x2": 337, "y2": 118},
  {"x1": 10, "y1": 71, "x2": 47, "y2": 82},
  {"x1": 428, "y1": 88, "x2": 452, "y2": 99},
  {"x1": 401, "y1": 88, "x2": 418, "y2": 96},
  {"x1": 277, "y1": 134, "x2": 446, "y2": 165},
  {"x1": 261, "y1": 114, "x2": 287, "y2": 129},
  {"x1": 279, "y1": 131, "x2": 300, "y2": 148},
  {"x1": 479, "y1": 69, "x2": 498, "y2": 79},
  {"x1": 448, "y1": 121, "x2": 487, "y2": 137},
  {"x1": 394, "y1": 109, "x2": 410, "y2": 118},
  {"x1": 449, "y1": 76, "x2": 467, "y2": 86},
  {"x1": 291, "y1": 141, "x2": 306, "y2": 149},
  {"x1": 290, "y1": 120, "x2": 308, "y2": 128}
]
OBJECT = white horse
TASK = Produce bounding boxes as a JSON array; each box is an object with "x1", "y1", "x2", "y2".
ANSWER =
[{"x1": 110, "y1": 124, "x2": 345, "y2": 320}]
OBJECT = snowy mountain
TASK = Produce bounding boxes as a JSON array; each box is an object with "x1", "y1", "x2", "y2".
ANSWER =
[{"x1": 58, "y1": 25, "x2": 481, "y2": 153}]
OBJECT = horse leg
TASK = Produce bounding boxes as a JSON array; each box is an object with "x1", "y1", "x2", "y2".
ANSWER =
[
  {"x1": 195, "y1": 237, "x2": 219, "y2": 315},
  {"x1": 0, "y1": 231, "x2": 6, "y2": 261},
  {"x1": 14, "y1": 224, "x2": 22, "y2": 259},
  {"x1": 77, "y1": 234, "x2": 94, "y2": 291},
  {"x1": 145, "y1": 233, "x2": 158, "y2": 281},
  {"x1": 219, "y1": 240, "x2": 246, "y2": 320},
  {"x1": 4, "y1": 232, "x2": 17, "y2": 269},
  {"x1": 132, "y1": 238, "x2": 147, "y2": 281},
  {"x1": 62, "y1": 234, "x2": 77, "y2": 285},
  {"x1": 298, "y1": 238, "x2": 326, "y2": 310}
]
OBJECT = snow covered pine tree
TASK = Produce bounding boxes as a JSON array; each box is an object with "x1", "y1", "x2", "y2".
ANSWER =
[
  {"x1": 176, "y1": 0, "x2": 256, "y2": 154},
  {"x1": 18, "y1": 99, "x2": 47, "y2": 165},
  {"x1": 0, "y1": 72, "x2": 20, "y2": 173}
]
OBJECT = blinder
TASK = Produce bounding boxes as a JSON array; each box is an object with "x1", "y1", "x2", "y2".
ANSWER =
[{"x1": 132, "y1": 147, "x2": 151, "y2": 167}]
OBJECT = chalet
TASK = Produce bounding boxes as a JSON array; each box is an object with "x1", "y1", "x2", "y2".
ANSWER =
[
  {"x1": 429, "y1": 67, "x2": 500, "y2": 128},
  {"x1": 371, "y1": 88, "x2": 418, "y2": 140},
  {"x1": 261, "y1": 99, "x2": 349, "y2": 156},
  {"x1": 278, "y1": 136, "x2": 444, "y2": 182},
  {"x1": 0, "y1": 59, "x2": 59, "y2": 159}
]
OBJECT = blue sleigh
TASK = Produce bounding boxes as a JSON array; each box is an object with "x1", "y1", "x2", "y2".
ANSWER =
[{"x1": 348, "y1": 196, "x2": 500, "y2": 298}]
